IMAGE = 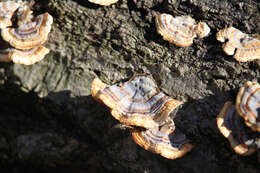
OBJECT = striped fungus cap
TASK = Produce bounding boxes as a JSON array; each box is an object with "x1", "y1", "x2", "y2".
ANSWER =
[
  {"x1": 91, "y1": 74, "x2": 183, "y2": 129},
  {"x1": 217, "y1": 102, "x2": 258, "y2": 156},
  {"x1": 0, "y1": 40, "x2": 49, "y2": 65},
  {"x1": 1, "y1": 12, "x2": 53, "y2": 50},
  {"x1": 0, "y1": 1, "x2": 53, "y2": 65},
  {"x1": 236, "y1": 81, "x2": 260, "y2": 132},
  {"x1": 155, "y1": 13, "x2": 210, "y2": 47},
  {"x1": 216, "y1": 27, "x2": 260, "y2": 62},
  {"x1": 132, "y1": 119, "x2": 194, "y2": 159}
]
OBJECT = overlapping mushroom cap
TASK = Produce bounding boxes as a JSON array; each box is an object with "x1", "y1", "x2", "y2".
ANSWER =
[
  {"x1": 155, "y1": 13, "x2": 210, "y2": 47},
  {"x1": 1, "y1": 12, "x2": 53, "y2": 50},
  {"x1": 216, "y1": 27, "x2": 260, "y2": 62},
  {"x1": 236, "y1": 81, "x2": 260, "y2": 132},
  {"x1": 0, "y1": 1, "x2": 20, "y2": 28},
  {"x1": 0, "y1": 1, "x2": 53, "y2": 65},
  {"x1": 0, "y1": 41, "x2": 49, "y2": 65},
  {"x1": 217, "y1": 102, "x2": 257, "y2": 155},
  {"x1": 88, "y1": 0, "x2": 119, "y2": 6},
  {"x1": 132, "y1": 120, "x2": 193, "y2": 159},
  {"x1": 92, "y1": 75, "x2": 193, "y2": 159},
  {"x1": 91, "y1": 75, "x2": 183, "y2": 129}
]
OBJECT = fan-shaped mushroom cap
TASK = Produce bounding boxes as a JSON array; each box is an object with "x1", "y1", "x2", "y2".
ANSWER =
[
  {"x1": 88, "y1": 0, "x2": 119, "y2": 6},
  {"x1": 0, "y1": 1, "x2": 20, "y2": 28},
  {"x1": 132, "y1": 120, "x2": 193, "y2": 159},
  {"x1": 155, "y1": 13, "x2": 210, "y2": 47},
  {"x1": 91, "y1": 75, "x2": 183, "y2": 129},
  {"x1": 236, "y1": 81, "x2": 260, "y2": 132},
  {"x1": 0, "y1": 44, "x2": 49, "y2": 65},
  {"x1": 217, "y1": 102, "x2": 257, "y2": 156},
  {"x1": 1, "y1": 12, "x2": 53, "y2": 50},
  {"x1": 216, "y1": 27, "x2": 260, "y2": 62}
]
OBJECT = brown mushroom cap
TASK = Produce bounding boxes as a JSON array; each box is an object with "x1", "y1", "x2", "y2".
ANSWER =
[
  {"x1": 216, "y1": 27, "x2": 260, "y2": 62},
  {"x1": 0, "y1": 1, "x2": 20, "y2": 28},
  {"x1": 236, "y1": 81, "x2": 260, "y2": 132},
  {"x1": 91, "y1": 75, "x2": 183, "y2": 129},
  {"x1": 216, "y1": 102, "x2": 257, "y2": 156},
  {"x1": 132, "y1": 120, "x2": 193, "y2": 159},
  {"x1": 88, "y1": 0, "x2": 119, "y2": 6},
  {"x1": 1, "y1": 12, "x2": 53, "y2": 50},
  {"x1": 0, "y1": 44, "x2": 49, "y2": 65}
]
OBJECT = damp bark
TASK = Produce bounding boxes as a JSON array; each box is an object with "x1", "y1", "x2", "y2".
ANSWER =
[{"x1": 0, "y1": 0, "x2": 260, "y2": 172}]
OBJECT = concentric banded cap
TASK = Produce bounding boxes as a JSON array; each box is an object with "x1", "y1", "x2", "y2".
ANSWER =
[
  {"x1": 236, "y1": 81, "x2": 260, "y2": 132},
  {"x1": 91, "y1": 74, "x2": 183, "y2": 129},
  {"x1": 1, "y1": 12, "x2": 53, "y2": 50},
  {"x1": 155, "y1": 13, "x2": 210, "y2": 47},
  {"x1": 0, "y1": 41, "x2": 49, "y2": 65},
  {"x1": 217, "y1": 102, "x2": 257, "y2": 155},
  {"x1": 216, "y1": 27, "x2": 260, "y2": 62},
  {"x1": 132, "y1": 120, "x2": 194, "y2": 159}
]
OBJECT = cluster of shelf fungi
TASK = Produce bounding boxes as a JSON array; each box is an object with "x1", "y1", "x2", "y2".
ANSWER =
[
  {"x1": 0, "y1": 0, "x2": 260, "y2": 160},
  {"x1": 217, "y1": 82, "x2": 260, "y2": 156},
  {"x1": 0, "y1": 0, "x2": 53, "y2": 65},
  {"x1": 91, "y1": 75, "x2": 194, "y2": 159}
]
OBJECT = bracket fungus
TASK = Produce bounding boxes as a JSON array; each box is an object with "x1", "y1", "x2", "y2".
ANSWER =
[
  {"x1": 88, "y1": 0, "x2": 119, "y2": 6},
  {"x1": 236, "y1": 81, "x2": 260, "y2": 132},
  {"x1": 216, "y1": 27, "x2": 260, "y2": 62},
  {"x1": 132, "y1": 120, "x2": 194, "y2": 159},
  {"x1": 0, "y1": 42, "x2": 49, "y2": 65},
  {"x1": 217, "y1": 102, "x2": 257, "y2": 156},
  {"x1": 92, "y1": 74, "x2": 193, "y2": 159},
  {"x1": 91, "y1": 74, "x2": 183, "y2": 129},
  {"x1": 155, "y1": 13, "x2": 210, "y2": 47},
  {"x1": 1, "y1": 12, "x2": 53, "y2": 50},
  {"x1": 0, "y1": 1, "x2": 53, "y2": 65}
]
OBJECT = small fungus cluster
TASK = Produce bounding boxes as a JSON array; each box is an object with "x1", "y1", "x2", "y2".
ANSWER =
[
  {"x1": 217, "y1": 81, "x2": 260, "y2": 156},
  {"x1": 0, "y1": 1, "x2": 53, "y2": 65},
  {"x1": 91, "y1": 74, "x2": 194, "y2": 159},
  {"x1": 155, "y1": 13, "x2": 260, "y2": 63}
]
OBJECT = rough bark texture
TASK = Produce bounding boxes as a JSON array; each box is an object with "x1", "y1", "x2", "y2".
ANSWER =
[{"x1": 0, "y1": 0, "x2": 260, "y2": 172}]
